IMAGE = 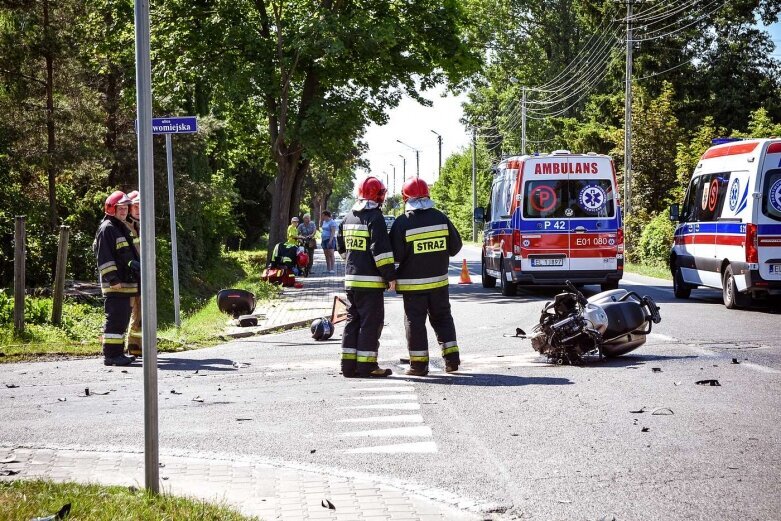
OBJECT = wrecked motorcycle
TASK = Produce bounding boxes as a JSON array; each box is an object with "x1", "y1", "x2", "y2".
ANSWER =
[{"x1": 523, "y1": 281, "x2": 661, "y2": 364}]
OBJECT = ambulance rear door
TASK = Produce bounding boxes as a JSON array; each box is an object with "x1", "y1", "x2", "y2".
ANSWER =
[
  {"x1": 519, "y1": 158, "x2": 571, "y2": 273},
  {"x1": 566, "y1": 157, "x2": 619, "y2": 274},
  {"x1": 757, "y1": 141, "x2": 781, "y2": 283}
]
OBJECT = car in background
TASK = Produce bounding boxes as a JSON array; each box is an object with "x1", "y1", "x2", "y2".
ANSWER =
[{"x1": 383, "y1": 215, "x2": 395, "y2": 232}]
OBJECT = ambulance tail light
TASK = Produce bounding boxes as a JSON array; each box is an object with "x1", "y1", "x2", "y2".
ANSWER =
[
  {"x1": 513, "y1": 230, "x2": 521, "y2": 255},
  {"x1": 616, "y1": 229, "x2": 624, "y2": 253},
  {"x1": 745, "y1": 224, "x2": 758, "y2": 264}
]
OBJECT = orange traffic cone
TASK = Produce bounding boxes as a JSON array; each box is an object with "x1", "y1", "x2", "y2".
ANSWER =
[{"x1": 458, "y1": 259, "x2": 472, "y2": 284}]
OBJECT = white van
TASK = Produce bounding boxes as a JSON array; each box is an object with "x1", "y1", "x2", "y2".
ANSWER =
[
  {"x1": 479, "y1": 151, "x2": 623, "y2": 296},
  {"x1": 669, "y1": 138, "x2": 781, "y2": 308}
]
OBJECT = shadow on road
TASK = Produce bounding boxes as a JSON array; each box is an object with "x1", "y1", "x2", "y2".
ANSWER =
[
  {"x1": 397, "y1": 372, "x2": 573, "y2": 387},
  {"x1": 157, "y1": 357, "x2": 238, "y2": 372}
]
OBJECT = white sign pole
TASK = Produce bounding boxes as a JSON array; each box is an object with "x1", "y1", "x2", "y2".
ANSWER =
[
  {"x1": 165, "y1": 134, "x2": 181, "y2": 328},
  {"x1": 133, "y1": 0, "x2": 159, "y2": 494}
]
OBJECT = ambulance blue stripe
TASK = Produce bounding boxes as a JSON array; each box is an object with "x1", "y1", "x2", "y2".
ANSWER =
[
  {"x1": 676, "y1": 223, "x2": 781, "y2": 236},
  {"x1": 759, "y1": 224, "x2": 781, "y2": 234}
]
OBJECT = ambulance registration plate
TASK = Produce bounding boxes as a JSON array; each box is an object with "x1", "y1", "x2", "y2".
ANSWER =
[
  {"x1": 771, "y1": 264, "x2": 781, "y2": 274},
  {"x1": 531, "y1": 257, "x2": 564, "y2": 267}
]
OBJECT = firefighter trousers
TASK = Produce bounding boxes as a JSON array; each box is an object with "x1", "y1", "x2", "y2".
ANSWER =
[
  {"x1": 127, "y1": 295, "x2": 142, "y2": 356},
  {"x1": 402, "y1": 287, "x2": 460, "y2": 371},
  {"x1": 341, "y1": 290, "x2": 384, "y2": 377},
  {"x1": 102, "y1": 296, "x2": 132, "y2": 358}
]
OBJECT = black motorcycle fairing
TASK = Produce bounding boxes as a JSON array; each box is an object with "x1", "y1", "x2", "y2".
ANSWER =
[{"x1": 601, "y1": 301, "x2": 646, "y2": 339}]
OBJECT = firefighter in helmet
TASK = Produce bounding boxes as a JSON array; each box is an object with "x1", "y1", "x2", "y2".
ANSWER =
[
  {"x1": 125, "y1": 190, "x2": 142, "y2": 357},
  {"x1": 337, "y1": 176, "x2": 397, "y2": 378},
  {"x1": 389, "y1": 178, "x2": 462, "y2": 376},
  {"x1": 94, "y1": 191, "x2": 140, "y2": 366}
]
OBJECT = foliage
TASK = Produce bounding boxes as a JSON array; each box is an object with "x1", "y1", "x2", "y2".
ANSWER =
[
  {"x1": 637, "y1": 213, "x2": 676, "y2": 267},
  {"x1": 430, "y1": 142, "x2": 492, "y2": 239},
  {"x1": 0, "y1": 480, "x2": 256, "y2": 521}
]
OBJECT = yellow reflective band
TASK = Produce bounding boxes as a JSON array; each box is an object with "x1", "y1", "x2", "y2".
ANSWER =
[
  {"x1": 115, "y1": 240, "x2": 129, "y2": 250},
  {"x1": 100, "y1": 266, "x2": 118, "y2": 276},
  {"x1": 375, "y1": 256, "x2": 395, "y2": 267},
  {"x1": 129, "y1": 332, "x2": 142, "y2": 338},
  {"x1": 405, "y1": 229, "x2": 448, "y2": 242},
  {"x1": 102, "y1": 337, "x2": 125, "y2": 345},
  {"x1": 413, "y1": 238, "x2": 447, "y2": 254},
  {"x1": 102, "y1": 287, "x2": 138, "y2": 295},
  {"x1": 343, "y1": 229, "x2": 370, "y2": 237},
  {"x1": 345, "y1": 280, "x2": 386, "y2": 289},
  {"x1": 341, "y1": 353, "x2": 357, "y2": 360},
  {"x1": 442, "y1": 345, "x2": 459, "y2": 355},
  {"x1": 396, "y1": 279, "x2": 449, "y2": 292},
  {"x1": 410, "y1": 356, "x2": 429, "y2": 362},
  {"x1": 357, "y1": 355, "x2": 378, "y2": 363}
]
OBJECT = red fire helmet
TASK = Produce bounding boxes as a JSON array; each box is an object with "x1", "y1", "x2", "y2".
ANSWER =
[
  {"x1": 401, "y1": 177, "x2": 430, "y2": 202},
  {"x1": 104, "y1": 191, "x2": 131, "y2": 216},
  {"x1": 357, "y1": 176, "x2": 387, "y2": 204}
]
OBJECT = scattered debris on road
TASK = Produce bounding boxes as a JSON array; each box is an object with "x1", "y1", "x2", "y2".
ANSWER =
[
  {"x1": 652, "y1": 367, "x2": 662, "y2": 372},
  {"x1": 170, "y1": 390, "x2": 182, "y2": 395},
  {"x1": 0, "y1": 457, "x2": 18, "y2": 464},
  {"x1": 310, "y1": 449, "x2": 316, "y2": 454},
  {"x1": 236, "y1": 418, "x2": 253, "y2": 421},
  {"x1": 732, "y1": 358, "x2": 740, "y2": 364},
  {"x1": 192, "y1": 396, "x2": 204, "y2": 403},
  {"x1": 321, "y1": 499, "x2": 336, "y2": 510},
  {"x1": 5, "y1": 384, "x2": 19, "y2": 388},
  {"x1": 696, "y1": 379, "x2": 721, "y2": 386},
  {"x1": 652, "y1": 408, "x2": 674, "y2": 416},
  {"x1": 0, "y1": 469, "x2": 20, "y2": 476},
  {"x1": 57, "y1": 398, "x2": 66, "y2": 402},
  {"x1": 630, "y1": 407, "x2": 647, "y2": 414},
  {"x1": 641, "y1": 427, "x2": 650, "y2": 432}
]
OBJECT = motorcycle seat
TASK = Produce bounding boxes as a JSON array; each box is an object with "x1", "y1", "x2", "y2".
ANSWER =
[{"x1": 601, "y1": 301, "x2": 646, "y2": 339}]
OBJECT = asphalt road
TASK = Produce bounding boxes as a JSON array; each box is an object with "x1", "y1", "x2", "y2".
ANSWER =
[{"x1": 1, "y1": 245, "x2": 780, "y2": 520}]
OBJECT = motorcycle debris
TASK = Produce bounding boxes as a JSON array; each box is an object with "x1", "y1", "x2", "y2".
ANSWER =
[
  {"x1": 0, "y1": 457, "x2": 18, "y2": 464},
  {"x1": 652, "y1": 367, "x2": 662, "y2": 373},
  {"x1": 0, "y1": 469, "x2": 19, "y2": 476},
  {"x1": 192, "y1": 396, "x2": 204, "y2": 403},
  {"x1": 629, "y1": 407, "x2": 647, "y2": 414},
  {"x1": 515, "y1": 328, "x2": 526, "y2": 337},
  {"x1": 170, "y1": 390, "x2": 182, "y2": 395},
  {"x1": 696, "y1": 379, "x2": 721, "y2": 386},
  {"x1": 652, "y1": 408, "x2": 674, "y2": 415},
  {"x1": 732, "y1": 358, "x2": 740, "y2": 364},
  {"x1": 5, "y1": 384, "x2": 19, "y2": 388},
  {"x1": 321, "y1": 499, "x2": 336, "y2": 510},
  {"x1": 641, "y1": 427, "x2": 650, "y2": 432}
]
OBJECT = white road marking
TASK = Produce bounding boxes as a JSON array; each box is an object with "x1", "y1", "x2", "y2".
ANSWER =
[
  {"x1": 741, "y1": 362, "x2": 781, "y2": 374},
  {"x1": 348, "y1": 387, "x2": 416, "y2": 392},
  {"x1": 351, "y1": 394, "x2": 419, "y2": 400},
  {"x1": 339, "y1": 402, "x2": 421, "y2": 411},
  {"x1": 336, "y1": 414, "x2": 424, "y2": 424},
  {"x1": 345, "y1": 441, "x2": 438, "y2": 454},
  {"x1": 342, "y1": 426, "x2": 433, "y2": 437}
]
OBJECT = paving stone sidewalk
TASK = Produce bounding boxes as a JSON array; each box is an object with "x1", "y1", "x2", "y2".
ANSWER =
[
  {"x1": 0, "y1": 446, "x2": 480, "y2": 521},
  {"x1": 224, "y1": 250, "x2": 346, "y2": 339}
]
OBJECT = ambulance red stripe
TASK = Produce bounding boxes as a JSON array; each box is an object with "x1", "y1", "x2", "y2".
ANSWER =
[{"x1": 700, "y1": 141, "x2": 759, "y2": 159}]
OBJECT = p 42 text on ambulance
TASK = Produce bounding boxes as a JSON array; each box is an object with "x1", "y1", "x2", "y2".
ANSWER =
[
  {"x1": 669, "y1": 138, "x2": 781, "y2": 308},
  {"x1": 475, "y1": 151, "x2": 623, "y2": 296}
]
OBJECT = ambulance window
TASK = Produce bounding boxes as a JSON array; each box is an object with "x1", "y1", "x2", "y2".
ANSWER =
[
  {"x1": 490, "y1": 176, "x2": 506, "y2": 221},
  {"x1": 523, "y1": 180, "x2": 567, "y2": 218},
  {"x1": 762, "y1": 169, "x2": 781, "y2": 221},
  {"x1": 681, "y1": 175, "x2": 702, "y2": 222},
  {"x1": 694, "y1": 172, "x2": 731, "y2": 222},
  {"x1": 569, "y1": 180, "x2": 615, "y2": 218}
]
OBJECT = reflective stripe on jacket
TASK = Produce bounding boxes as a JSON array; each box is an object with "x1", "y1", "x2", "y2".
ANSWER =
[
  {"x1": 337, "y1": 208, "x2": 396, "y2": 291},
  {"x1": 390, "y1": 207, "x2": 462, "y2": 293},
  {"x1": 94, "y1": 216, "x2": 140, "y2": 296}
]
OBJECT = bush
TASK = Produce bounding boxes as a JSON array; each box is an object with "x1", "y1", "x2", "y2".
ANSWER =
[{"x1": 637, "y1": 213, "x2": 675, "y2": 266}]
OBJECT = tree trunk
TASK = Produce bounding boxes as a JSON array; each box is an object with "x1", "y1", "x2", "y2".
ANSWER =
[
  {"x1": 289, "y1": 159, "x2": 309, "y2": 221},
  {"x1": 43, "y1": 0, "x2": 58, "y2": 230},
  {"x1": 104, "y1": 66, "x2": 120, "y2": 187},
  {"x1": 268, "y1": 161, "x2": 297, "y2": 256}
]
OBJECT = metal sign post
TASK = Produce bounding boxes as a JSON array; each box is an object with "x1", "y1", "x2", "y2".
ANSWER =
[
  {"x1": 152, "y1": 116, "x2": 198, "y2": 328},
  {"x1": 133, "y1": 0, "x2": 158, "y2": 494}
]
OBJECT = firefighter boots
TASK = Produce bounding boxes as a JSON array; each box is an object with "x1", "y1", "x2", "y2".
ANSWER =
[{"x1": 104, "y1": 354, "x2": 136, "y2": 366}]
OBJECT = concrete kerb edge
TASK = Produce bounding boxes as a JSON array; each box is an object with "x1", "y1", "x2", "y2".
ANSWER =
[{"x1": 219, "y1": 318, "x2": 314, "y2": 340}]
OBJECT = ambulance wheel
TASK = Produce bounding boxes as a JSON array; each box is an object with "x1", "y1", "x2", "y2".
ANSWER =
[
  {"x1": 723, "y1": 265, "x2": 750, "y2": 309},
  {"x1": 482, "y1": 258, "x2": 496, "y2": 288},
  {"x1": 499, "y1": 263, "x2": 517, "y2": 297},
  {"x1": 673, "y1": 268, "x2": 691, "y2": 299}
]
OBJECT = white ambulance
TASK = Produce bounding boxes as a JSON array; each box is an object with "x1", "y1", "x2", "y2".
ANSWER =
[
  {"x1": 477, "y1": 151, "x2": 623, "y2": 296},
  {"x1": 669, "y1": 138, "x2": 781, "y2": 308}
]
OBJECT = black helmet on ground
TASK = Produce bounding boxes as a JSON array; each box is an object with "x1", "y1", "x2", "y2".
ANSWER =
[{"x1": 310, "y1": 317, "x2": 334, "y2": 340}]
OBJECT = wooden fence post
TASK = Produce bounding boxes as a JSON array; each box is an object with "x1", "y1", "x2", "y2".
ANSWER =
[
  {"x1": 51, "y1": 225, "x2": 70, "y2": 325},
  {"x1": 13, "y1": 216, "x2": 26, "y2": 334}
]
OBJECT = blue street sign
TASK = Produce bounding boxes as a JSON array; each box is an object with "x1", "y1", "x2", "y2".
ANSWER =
[{"x1": 152, "y1": 116, "x2": 198, "y2": 134}]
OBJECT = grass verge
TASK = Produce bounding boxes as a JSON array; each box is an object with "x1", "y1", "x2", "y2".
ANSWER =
[
  {"x1": 0, "y1": 480, "x2": 257, "y2": 521},
  {"x1": 0, "y1": 250, "x2": 279, "y2": 363},
  {"x1": 624, "y1": 261, "x2": 672, "y2": 280}
]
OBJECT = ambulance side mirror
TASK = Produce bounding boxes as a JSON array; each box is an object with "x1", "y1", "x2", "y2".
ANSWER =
[
  {"x1": 669, "y1": 203, "x2": 680, "y2": 222},
  {"x1": 473, "y1": 207, "x2": 485, "y2": 223}
]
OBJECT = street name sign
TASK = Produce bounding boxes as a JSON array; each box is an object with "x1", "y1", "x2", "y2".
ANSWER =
[{"x1": 152, "y1": 116, "x2": 198, "y2": 134}]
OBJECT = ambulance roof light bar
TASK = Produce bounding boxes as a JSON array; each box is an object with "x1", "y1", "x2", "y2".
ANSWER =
[{"x1": 711, "y1": 137, "x2": 745, "y2": 145}]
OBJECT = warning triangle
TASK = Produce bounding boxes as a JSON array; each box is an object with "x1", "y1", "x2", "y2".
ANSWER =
[{"x1": 331, "y1": 294, "x2": 350, "y2": 324}]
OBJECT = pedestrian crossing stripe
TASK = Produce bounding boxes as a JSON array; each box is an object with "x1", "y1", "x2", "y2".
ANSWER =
[
  {"x1": 342, "y1": 426, "x2": 432, "y2": 438},
  {"x1": 345, "y1": 441, "x2": 437, "y2": 454}
]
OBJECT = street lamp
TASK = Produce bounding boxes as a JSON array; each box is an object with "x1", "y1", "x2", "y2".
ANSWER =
[
  {"x1": 398, "y1": 154, "x2": 406, "y2": 182},
  {"x1": 430, "y1": 129, "x2": 442, "y2": 180},
  {"x1": 396, "y1": 139, "x2": 420, "y2": 178},
  {"x1": 389, "y1": 163, "x2": 396, "y2": 195}
]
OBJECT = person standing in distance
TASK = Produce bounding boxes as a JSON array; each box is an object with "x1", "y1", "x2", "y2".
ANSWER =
[
  {"x1": 337, "y1": 177, "x2": 397, "y2": 378},
  {"x1": 390, "y1": 178, "x2": 462, "y2": 376},
  {"x1": 320, "y1": 210, "x2": 338, "y2": 274},
  {"x1": 94, "y1": 191, "x2": 140, "y2": 366},
  {"x1": 124, "y1": 190, "x2": 142, "y2": 357},
  {"x1": 296, "y1": 213, "x2": 317, "y2": 275}
]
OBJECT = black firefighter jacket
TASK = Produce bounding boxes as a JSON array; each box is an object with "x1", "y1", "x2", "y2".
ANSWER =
[
  {"x1": 337, "y1": 207, "x2": 397, "y2": 290},
  {"x1": 94, "y1": 216, "x2": 140, "y2": 297},
  {"x1": 390, "y1": 207, "x2": 462, "y2": 293}
]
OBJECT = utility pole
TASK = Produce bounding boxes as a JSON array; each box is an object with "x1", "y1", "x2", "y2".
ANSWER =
[
  {"x1": 390, "y1": 164, "x2": 396, "y2": 195},
  {"x1": 521, "y1": 86, "x2": 527, "y2": 156},
  {"x1": 430, "y1": 130, "x2": 442, "y2": 180},
  {"x1": 396, "y1": 140, "x2": 420, "y2": 178},
  {"x1": 471, "y1": 128, "x2": 477, "y2": 242},
  {"x1": 624, "y1": 0, "x2": 633, "y2": 215},
  {"x1": 398, "y1": 154, "x2": 406, "y2": 183}
]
